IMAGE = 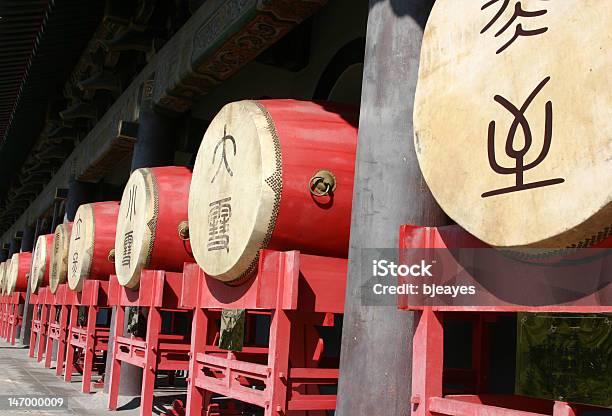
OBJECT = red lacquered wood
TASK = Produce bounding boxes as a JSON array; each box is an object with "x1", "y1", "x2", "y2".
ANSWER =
[
  {"x1": 264, "y1": 100, "x2": 358, "y2": 259},
  {"x1": 90, "y1": 202, "x2": 120, "y2": 279},
  {"x1": 149, "y1": 167, "x2": 193, "y2": 271},
  {"x1": 9, "y1": 252, "x2": 32, "y2": 293}
]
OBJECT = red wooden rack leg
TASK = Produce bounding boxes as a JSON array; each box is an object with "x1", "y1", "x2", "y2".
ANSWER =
[
  {"x1": 9, "y1": 303, "x2": 17, "y2": 345},
  {"x1": 186, "y1": 306, "x2": 207, "y2": 416},
  {"x1": 37, "y1": 304, "x2": 48, "y2": 362},
  {"x1": 411, "y1": 309, "x2": 444, "y2": 416},
  {"x1": 141, "y1": 306, "x2": 162, "y2": 416},
  {"x1": 267, "y1": 301, "x2": 291, "y2": 415},
  {"x1": 56, "y1": 304, "x2": 69, "y2": 377},
  {"x1": 44, "y1": 306, "x2": 54, "y2": 369},
  {"x1": 82, "y1": 306, "x2": 97, "y2": 393},
  {"x1": 64, "y1": 305, "x2": 78, "y2": 383},
  {"x1": 28, "y1": 306, "x2": 38, "y2": 358}
]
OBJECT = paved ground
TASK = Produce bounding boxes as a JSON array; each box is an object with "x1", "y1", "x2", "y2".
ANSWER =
[{"x1": 0, "y1": 341, "x2": 186, "y2": 415}]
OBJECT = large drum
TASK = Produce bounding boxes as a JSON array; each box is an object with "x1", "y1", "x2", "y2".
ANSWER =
[
  {"x1": 30, "y1": 234, "x2": 53, "y2": 294},
  {"x1": 115, "y1": 166, "x2": 193, "y2": 288},
  {"x1": 68, "y1": 201, "x2": 119, "y2": 292},
  {"x1": 6, "y1": 252, "x2": 32, "y2": 294},
  {"x1": 189, "y1": 99, "x2": 358, "y2": 283},
  {"x1": 413, "y1": 1, "x2": 612, "y2": 249},
  {"x1": 50, "y1": 222, "x2": 72, "y2": 293}
]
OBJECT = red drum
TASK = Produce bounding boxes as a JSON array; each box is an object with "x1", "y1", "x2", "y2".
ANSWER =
[
  {"x1": 115, "y1": 166, "x2": 193, "y2": 288},
  {"x1": 189, "y1": 99, "x2": 358, "y2": 283},
  {"x1": 68, "y1": 201, "x2": 120, "y2": 292},
  {"x1": 30, "y1": 234, "x2": 53, "y2": 294},
  {"x1": 50, "y1": 222, "x2": 72, "y2": 293},
  {"x1": 7, "y1": 252, "x2": 32, "y2": 294}
]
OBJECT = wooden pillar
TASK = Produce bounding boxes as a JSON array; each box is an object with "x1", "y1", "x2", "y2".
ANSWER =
[
  {"x1": 0, "y1": 244, "x2": 8, "y2": 261},
  {"x1": 130, "y1": 108, "x2": 176, "y2": 171},
  {"x1": 8, "y1": 231, "x2": 22, "y2": 257},
  {"x1": 336, "y1": 1, "x2": 448, "y2": 415},
  {"x1": 20, "y1": 225, "x2": 35, "y2": 252},
  {"x1": 51, "y1": 188, "x2": 68, "y2": 230},
  {"x1": 130, "y1": 80, "x2": 177, "y2": 172},
  {"x1": 45, "y1": 189, "x2": 68, "y2": 356},
  {"x1": 104, "y1": 81, "x2": 176, "y2": 396},
  {"x1": 66, "y1": 181, "x2": 95, "y2": 222}
]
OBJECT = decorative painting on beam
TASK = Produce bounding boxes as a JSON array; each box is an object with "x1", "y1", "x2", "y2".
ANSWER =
[{"x1": 154, "y1": 0, "x2": 327, "y2": 113}]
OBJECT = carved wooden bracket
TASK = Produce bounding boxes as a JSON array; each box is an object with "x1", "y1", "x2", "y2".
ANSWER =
[{"x1": 154, "y1": 0, "x2": 327, "y2": 113}]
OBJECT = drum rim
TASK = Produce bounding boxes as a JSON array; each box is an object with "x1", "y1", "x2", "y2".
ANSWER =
[
  {"x1": 50, "y1": 223, "x2": 71, "y2": 293},
  {"x1": 115, "y1": 167, "x2": 159, "y2": 288}
]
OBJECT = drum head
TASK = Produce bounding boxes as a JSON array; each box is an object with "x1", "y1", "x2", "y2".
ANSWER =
[
  {"x1": 30, "y1": 235, "x2": 49, "y2": 294},
  {"x1": 3, "y1": 260, "x2": 10, "y2": 295},
  {"x1": 0, "y1": 262, "x2": 5, "y2": 295},
  {"x1": 67, "y1": 204, "x2": 95, "y2": 292},
  {"x1": 414, "y1": 0, "x2": 612, "y2": 248},
  {"x1": 50, "y1": 223, "x2": 71, "y2": 293},
  {"x1": 189, "y1": 100, "x2": 282, "y2": 282},
  {"x1": 115, "y1": 168, "x2": 157, "y2": 288}
]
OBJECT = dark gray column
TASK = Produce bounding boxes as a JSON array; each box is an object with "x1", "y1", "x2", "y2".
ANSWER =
[
  {"x1": 50, "y1": 188, "x2": 68, "y2": 230},
  {"x1": 104, "y1": 84, "x2": 177, "y2": 396},
  {"x1": 336, "y1": 1, "x2": 448, "y2": 415},
  {"x1": 19, "y1": 224, "x2": 36, "y2": 345},
  {"x1": 20, "y1": 225, "x2": 35, "y2": 253},
  {"x1": 8, "y1": 231, "x2": 23, "y2": 257},
  {"x1": 130, "y1": 109, "x2": 176, "y2": 171},
  {"x1": 66, "y1": 182, "x2": 95, "y2": 222}
]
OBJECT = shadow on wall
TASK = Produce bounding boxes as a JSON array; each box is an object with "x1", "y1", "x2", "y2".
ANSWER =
[{"x1": 369, "y1": 0, "x2": 434, "y2": 29}]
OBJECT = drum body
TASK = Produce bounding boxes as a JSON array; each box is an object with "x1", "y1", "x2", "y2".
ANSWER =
[
  {"x1": 31, "y1": 234, "x2": 53, "y2": 293},
  {"x1": 7, "y1": 252, "x2": 32, "y2": 294},
  {"x1": 189, "y1": 99, "x2": 358, "y2": 283},
  {"x1": 50, "y1": 222, "x2": 72, "y2": 293},
  {"x1": 68, "y1": 201, "x2": 119, "y2": 292},
  {"x1": 115, "y1": 166, "x2": 193, "y2": 288}
]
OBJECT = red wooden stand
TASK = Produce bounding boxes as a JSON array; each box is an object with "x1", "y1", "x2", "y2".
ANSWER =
[
  {"x1": 3, "y1": 291, "x2": 25, "y2": 345},
  {"x1": 28, "y1": 287, "x2": 49, "y2": 360},
  {"x1": 63, "y1": 280, "x2": 111, "y2": 393},
  {"x1": 182, "y1": 251, "x2": 347, "y2": 416},
  {"x1": 399, "y1": 224, "x2": 612, "y2": 416},
  {"x1": 45, "y1": 284, "x2": 71, "y2": 375},
  {"x1": 107, "y1": 270, "x2": 192, "y2": 416},
  {"x1": 0, "y1": 295, "x2": 7, "y2": 341}
]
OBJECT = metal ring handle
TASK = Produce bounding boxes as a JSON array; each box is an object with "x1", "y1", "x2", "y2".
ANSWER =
[
  {"x1": 309, "y1": 177, "x2": 331, "y2": 196},
  {"x1": 178, "y1": 220, "x2": 190, "y2": 240},
  {"x1": 108, "y1": 249, "x2": 116, "y2": 263},
  {"x1": 309, "y1": 170, "x2": 336, "y2": 197}
]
